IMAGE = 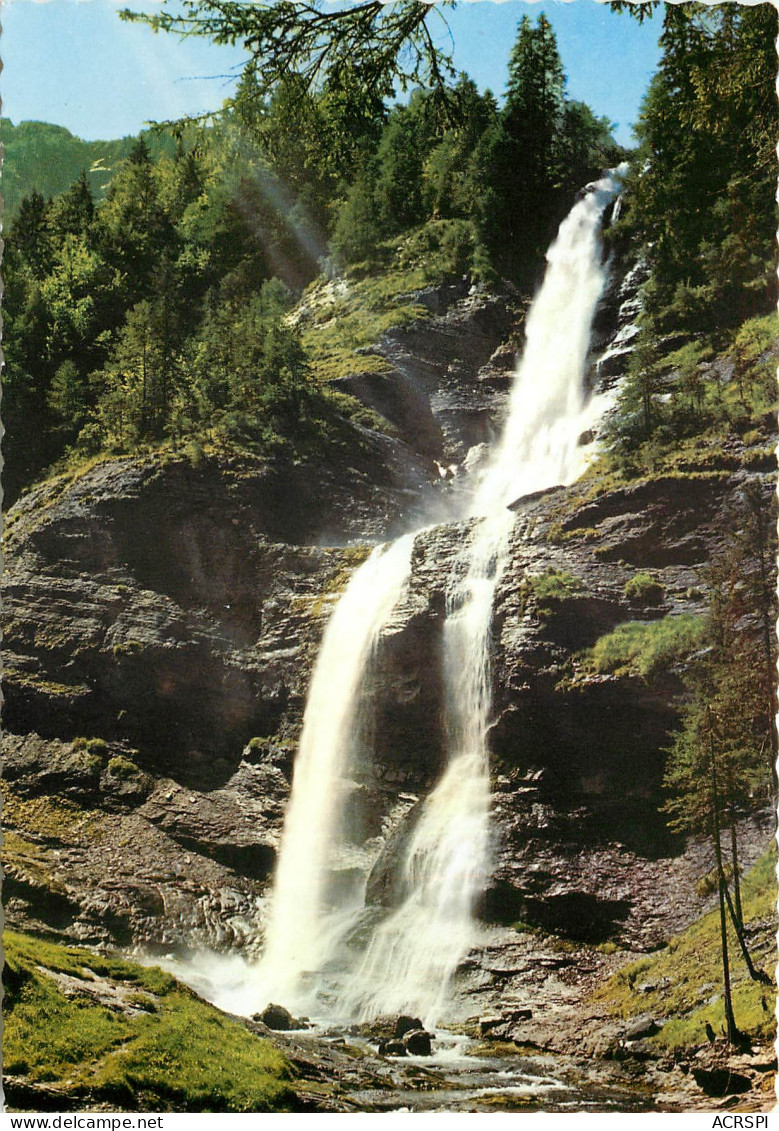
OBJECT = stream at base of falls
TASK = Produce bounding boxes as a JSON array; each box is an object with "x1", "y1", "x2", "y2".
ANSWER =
[{"x1": 283, "y1": 1027, "x2": 658, "y2": 1114}]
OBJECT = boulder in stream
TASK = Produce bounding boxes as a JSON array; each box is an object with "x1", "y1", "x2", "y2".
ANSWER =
[
  {"x1": 254, "y1": 1002, "x2": 307, "y2": 1031},
  {"x1": 394, "y1": 1015, "x2": 424, "y2": 1039},
  {"x1": 378, "y1": 1038, "x2": 407, "y2": 1057},
  {"x1": 403, "y1": 1028, "x2": 434, "y2": 1056}
]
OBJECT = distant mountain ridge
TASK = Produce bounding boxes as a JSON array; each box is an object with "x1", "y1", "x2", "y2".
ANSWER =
[{"x1": 1, "y1": 119, "x2": 176, "y2": 219}]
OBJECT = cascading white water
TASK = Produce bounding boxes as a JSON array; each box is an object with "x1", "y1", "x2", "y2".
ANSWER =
[
  {"x1": 252, "y1": 167, "x2": 624, "y2": 1024},
  {"x1": 253, "y1": 533, "x2": 415, "y2": 1012},
  {"x1": 340, "y1": 168, "x2": 625, "y2": 1026},
  {"x1": 337, "y1": 510, "x2": 510, "y2": 1026},
  {"x1": 472, "y1": 169, "x2": 625, "y2": 514}
]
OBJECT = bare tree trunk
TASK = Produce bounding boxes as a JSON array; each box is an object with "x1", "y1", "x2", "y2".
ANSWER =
[
  {"x1": 744, "y1": 484, "x2": 778, "y2": 791},
  {"x1": 728, "y1": 807, "x2": 743, "y2": 928},
  {"x1": 709, "y1": 716, "x2": 740, "y2": 1043},
  {"x1": 721, "y1": 871, "x2": 770, "y2": 983}
]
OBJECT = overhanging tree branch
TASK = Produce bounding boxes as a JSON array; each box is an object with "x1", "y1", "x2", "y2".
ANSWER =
[{"x1": 120, "y1": 0, "x2": 457, "y2": 107}]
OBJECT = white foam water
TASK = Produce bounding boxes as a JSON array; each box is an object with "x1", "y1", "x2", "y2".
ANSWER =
[
  {"x1": 472, "y1": 168, "x2": 626, "y2": 513},
  {"x1": 340, "y1": 168, "x2": 625, "y2": 1025},
  {"x1": 251, "y1": 532, "x2": 416, "y2": 1012}
]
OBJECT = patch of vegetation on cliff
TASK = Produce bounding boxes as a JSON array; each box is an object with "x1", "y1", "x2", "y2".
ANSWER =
[
  {"x1": 602, "y1": 311, "x2": 778, "y2": 482},
  {"x1": 3, "y1": 931, "x2": 296, "y2": 1112},
  {"x1": 298, "y1": 221, "x2": 474, "y2": 384},
  {"x1": 2, "y1": 832, "x2": 67, "y2": 900},
  {"x1": 523, "y1": 567, "x2": 585, "y2": 618},
  {"x1": 288, "y1": 544, "x2": 375, "y2": 624},
  {"x1": 591, "y1": 847, "x2": 777, "y2": 1051},
  {"x1": 581, "y1": 614, "x2": 706, "y2": 680},
  {"x1": 324, "y1": 544, "x2": 375, "y2": 590},
  {"x1": 623, "y1": 572, "x2": 664, "y2": 605},
  {"x1": 1, "y1": 789, "x2": 106, "y2": 844},
  {"x1": 1, "y1": 662, "x2": 93, "y2": 702},
  {"x1": 543, "y1": 308, "x2": 778, "y2": 550},
  {"x1": 106, "y1": 754, "x2": 143, "y2": 781}
]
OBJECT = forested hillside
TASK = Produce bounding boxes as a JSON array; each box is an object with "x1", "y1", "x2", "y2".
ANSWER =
[
  {"x1": 2, "y1": 12, "x2": 619, "y2": 503},
  {"x1": 1, "y1": 119, "x2": 179, "y2": 220}
]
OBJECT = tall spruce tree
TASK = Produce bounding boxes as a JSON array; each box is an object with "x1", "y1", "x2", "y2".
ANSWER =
[{"x1": 475, "y1": 13, "x2": 568, "y2": 280}]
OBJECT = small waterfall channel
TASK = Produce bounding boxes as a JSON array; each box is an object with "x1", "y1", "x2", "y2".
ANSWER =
[{"x1": 253, "y1": 167, "x2": 626, "y2": 1024}]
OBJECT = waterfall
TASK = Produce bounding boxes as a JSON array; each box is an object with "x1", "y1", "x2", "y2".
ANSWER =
[
  {"x1": 340, "y1": 168, "x2": 625, "y2": 1026},
  {"x1": 254, "y1": 167, "x2": 624, "y2": 1023},
  {"x1": 336, "y1": 510, "x2": 511, "y2": 1025},
  {"x1": 472, "y1": 169, "x2": 626, "y2": 513},
  {"x1": 253, "y1": 533, "x2": 415, "y2": 1012}
]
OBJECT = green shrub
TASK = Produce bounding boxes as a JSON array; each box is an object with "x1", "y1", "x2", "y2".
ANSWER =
[
  {"x1": 529, "y1": 568, "x2": 584, "y2": 604},
  {"x1": 184, "y1": 440, "x2": 204, "y2": 467},
  {"x1": 584, "y1": 614, "x2": 707, "y2": 678},
  {"x1": 71, "y1": 737, "x2": 108, "y2": 766},
  {"x1": 112, "y1": 639, "x2": 143, "y2": 657},
  {"x1": 107, "y1": 755, "x2": 140, "y2": 780},
  {"x1": 624, "y1": 572, "x2": 664, "y2": 605},
  {"x1": 70, "y1": 753, "x2": 104, "y2": 778}
]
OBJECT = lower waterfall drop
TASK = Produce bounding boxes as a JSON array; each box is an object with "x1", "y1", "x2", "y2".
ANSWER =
[
  {"x1": 342, "y1": 167, "x2": 626, "y2": 1026},
  {"x1": 253, "y1": 533, "x2": 415, "y2": 1013},
  {"x1": 337, "y1": 510, "x2": 512, "y2": 1026}
]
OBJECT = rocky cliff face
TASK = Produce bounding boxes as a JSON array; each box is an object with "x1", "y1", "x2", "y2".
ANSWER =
[{"x1": 2, "y1": 273, "x2": 774, "y2": 1011}]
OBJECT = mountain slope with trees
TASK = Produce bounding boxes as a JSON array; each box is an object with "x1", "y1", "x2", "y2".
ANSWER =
[{"x1": 2, "y1": 13, "x2": 618, "y2": 504}]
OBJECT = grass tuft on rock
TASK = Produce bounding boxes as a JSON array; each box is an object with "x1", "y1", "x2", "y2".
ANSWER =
[
  {"x1": 624, "y1": 572, "x2": 665, "y2": 605},
  {"x1": 583, "y1": 614, "x2": 707, "y2": 679}
]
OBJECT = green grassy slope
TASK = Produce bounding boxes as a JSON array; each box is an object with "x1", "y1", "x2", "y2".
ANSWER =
[
  {"x1": 3, "y1": 932, "x2": 296, "y2": 1112},
  {"x1": 591, "y1": 847, "x2": 777, "y2": 1051}
]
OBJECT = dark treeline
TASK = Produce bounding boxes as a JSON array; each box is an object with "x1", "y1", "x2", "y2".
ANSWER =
[
  {"x1": 604, "y1": 3, "x2": 778, "y2": 472},
  {"x1": 615, "y1": 2, "x2": 777, "y2": 333},
  {"x1": 2, "y1": 13, "x2": 617, "y2": 503},
  {"x1": 609, "y1": 2, "x2": 778, "y2": 1038}
]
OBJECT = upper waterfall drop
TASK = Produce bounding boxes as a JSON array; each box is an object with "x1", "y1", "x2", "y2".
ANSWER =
[{"x1": 471, "y1": 166, "x2": 627, "y2": 516}]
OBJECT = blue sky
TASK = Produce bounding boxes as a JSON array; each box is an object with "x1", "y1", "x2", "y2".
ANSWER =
[{"x1": 1, "y1": 0, "x2": 662, "y2": 147}]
